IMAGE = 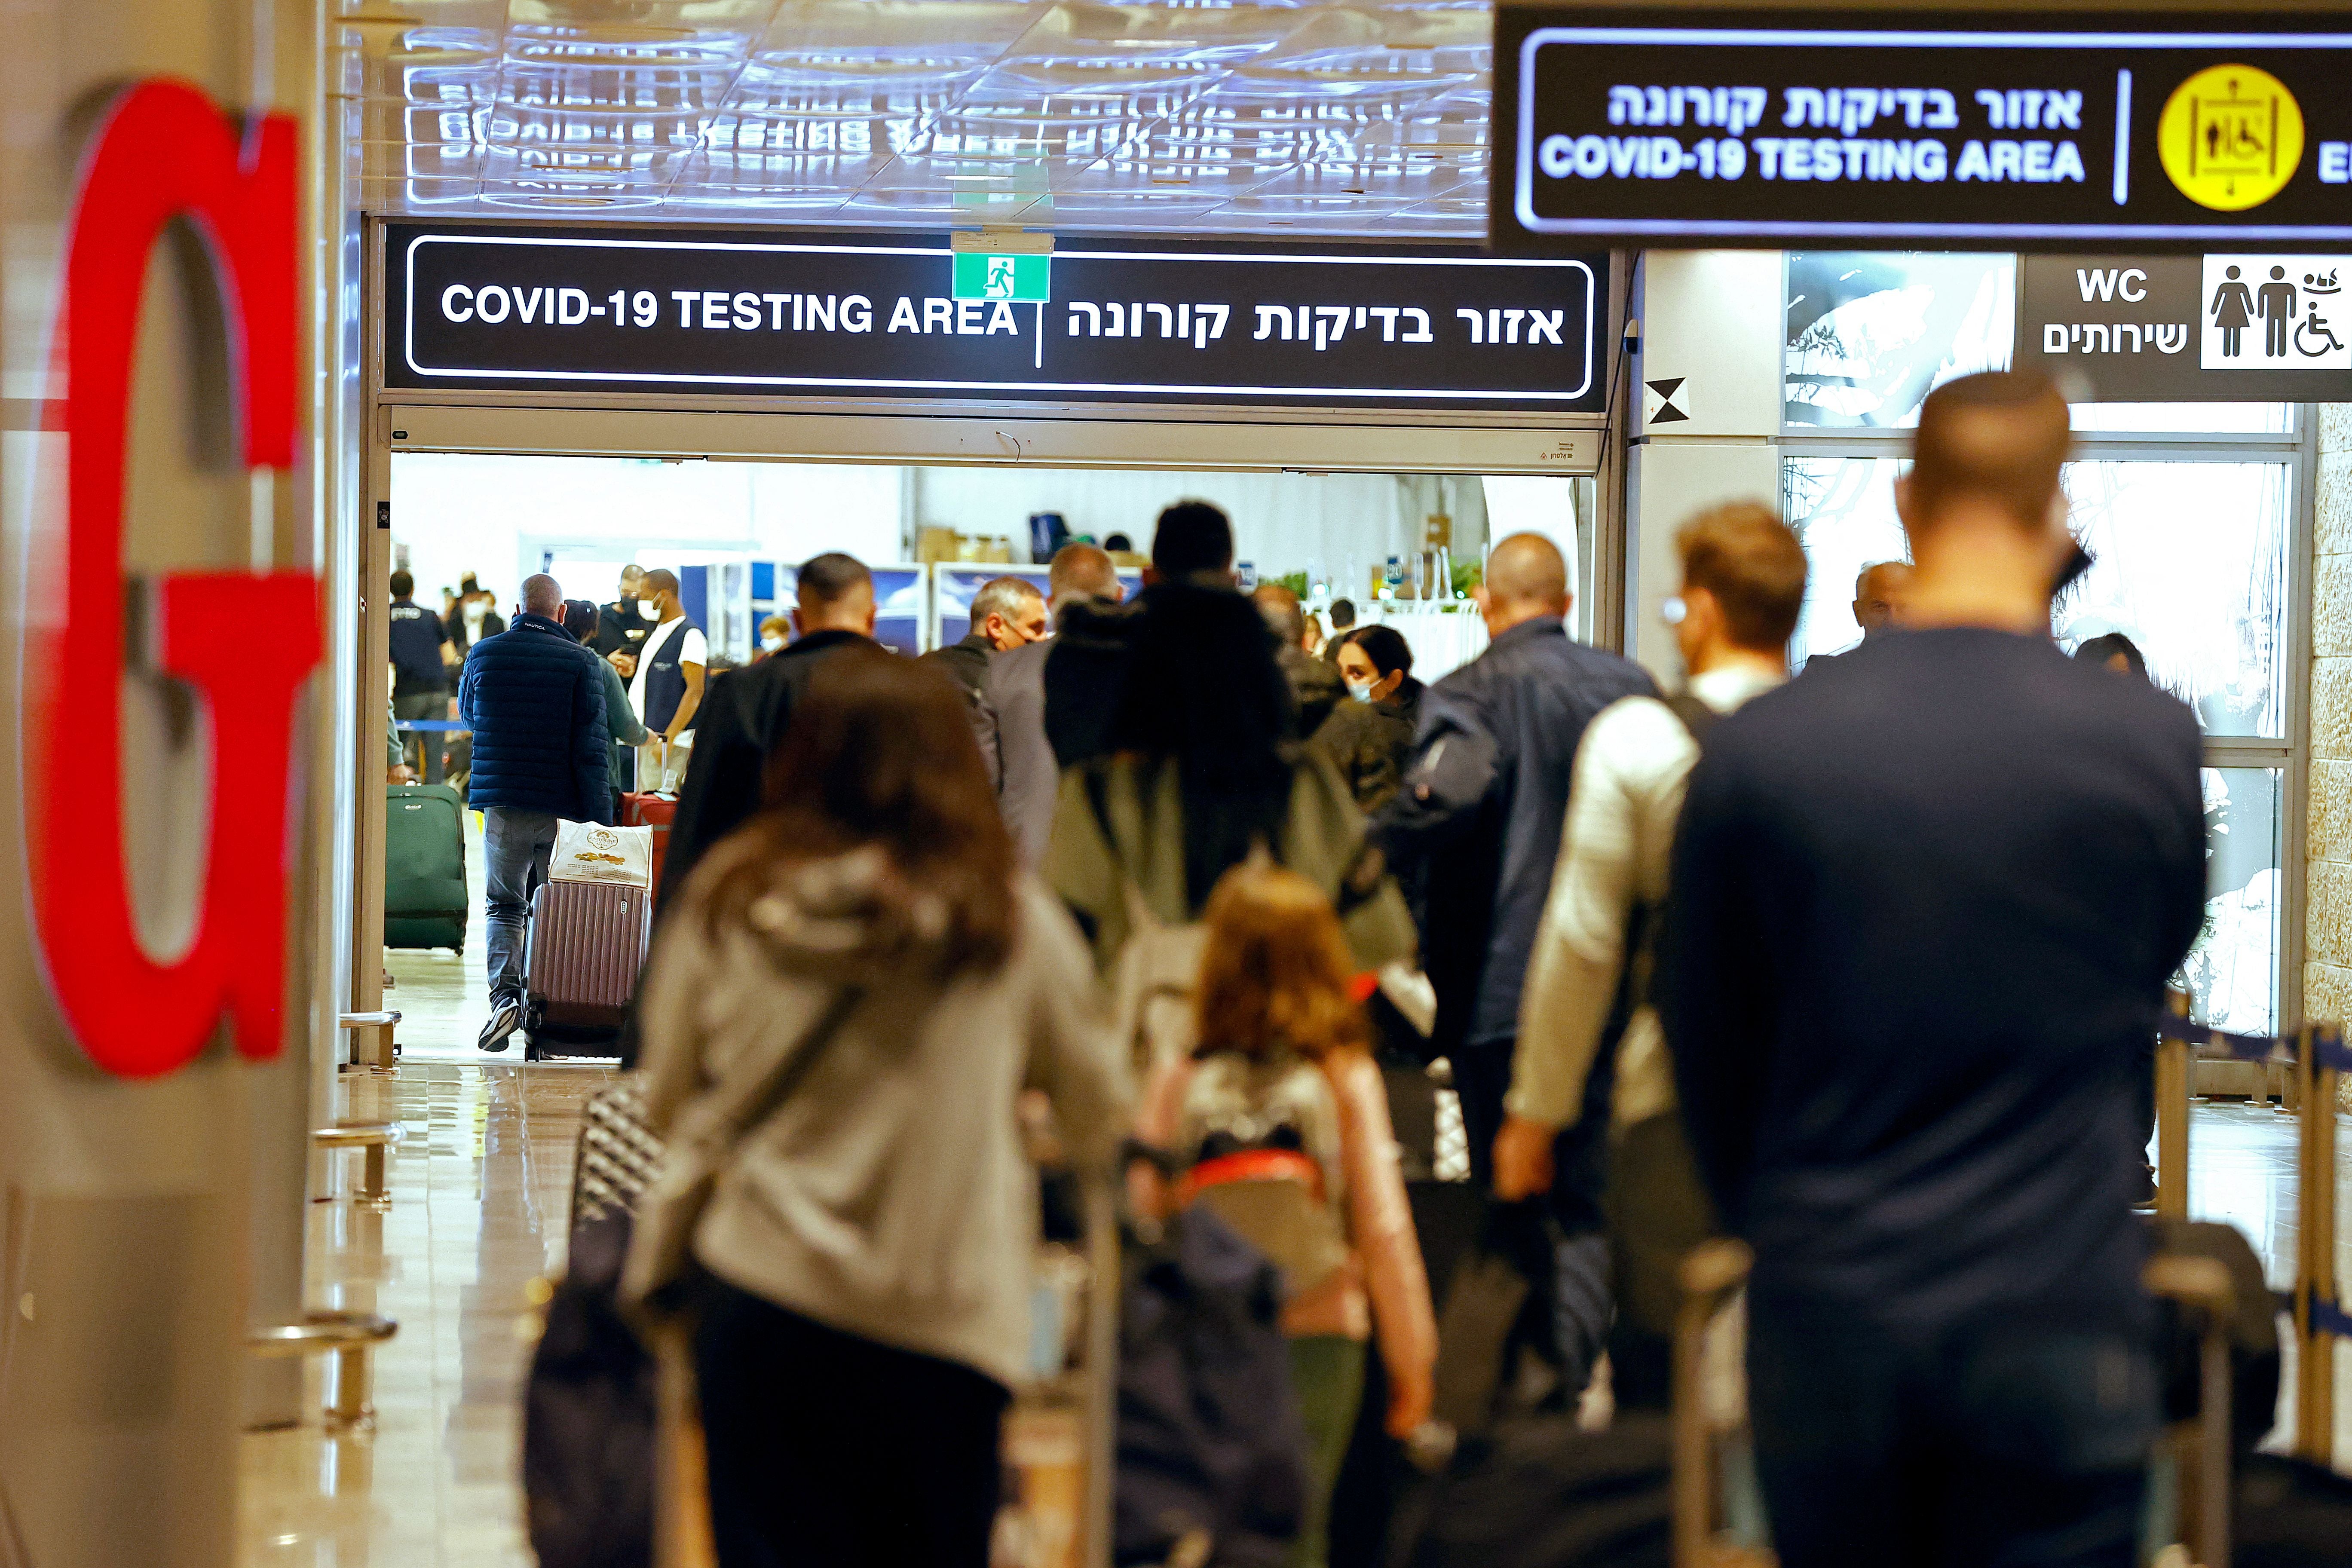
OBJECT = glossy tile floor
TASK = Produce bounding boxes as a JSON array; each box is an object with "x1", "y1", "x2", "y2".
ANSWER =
[{"x1": 239, "y1": 1061, "x2": 614, "y2": 1568}]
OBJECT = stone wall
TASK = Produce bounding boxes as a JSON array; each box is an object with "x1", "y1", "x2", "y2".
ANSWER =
[{"x1": 2307, "y1": 404, "x2": 2352, "y2": 1099}]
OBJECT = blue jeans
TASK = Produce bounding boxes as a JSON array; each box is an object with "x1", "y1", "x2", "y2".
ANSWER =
[
  {"x1": 1748, "y1": 1304, "x2": 2155, "y2": 1567},
  {"x1": 482, "y1": 808, "x2": 558, "y2": 1005}
]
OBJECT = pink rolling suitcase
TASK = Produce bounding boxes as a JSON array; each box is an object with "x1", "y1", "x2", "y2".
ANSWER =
[{"x1": 523, "y1": 879, "x2": 653, "y2": 1059}]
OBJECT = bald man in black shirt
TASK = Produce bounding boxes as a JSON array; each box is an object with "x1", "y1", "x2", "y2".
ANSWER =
[{"x1": 1661, "y1": 373, "x2": 2204, "y2": 1566}]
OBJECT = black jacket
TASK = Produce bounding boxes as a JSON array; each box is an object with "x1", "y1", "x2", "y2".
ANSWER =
[
  {"x1": 455, "y1": 614, "x2": 611, "y2": 822},
  {"x1": 920, "y1": 632, "x2": 993, "y2": 706},
  {"x1": 1372, "y1": 618, "x2": 1654, "y2": 1054},
  {"x1": 978, "y1": 634, "x2": 1058, "y2": 867},
  {"x1": 658, "y1": 629, "x2": 873, "y2": 905},
  {"x1": 1661, "y1": 629, "x2": 2205, "y2": 1331},
  {"x1": 1308, "y1": 678, "x2": 1423, "y2": 814},
  {"x1": 1040, "y1": 593, "x2": 1142, "y2": 770}
]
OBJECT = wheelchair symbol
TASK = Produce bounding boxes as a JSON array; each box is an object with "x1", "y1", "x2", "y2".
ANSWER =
[{"x1": 2298, "y1": 309, "x2": 2346, "y2": 358}]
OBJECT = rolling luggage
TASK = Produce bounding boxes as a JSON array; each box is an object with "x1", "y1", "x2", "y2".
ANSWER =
[
  {"x1": 384, "y1": 783, "x2": 467, "y2": 952},
  {"x1": 621, "y1": 792, "x2": 676, "y2": 901},
  {"x1": 523, "y1": 879, "x2": 653, "y2": 1060}
]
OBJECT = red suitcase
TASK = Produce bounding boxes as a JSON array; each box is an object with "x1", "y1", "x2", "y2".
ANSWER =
[
  {"x1": 523, "y1": 879, "x2": 653, "y2": 1057},
  {"x1": 622, "y1": 792, "x2": 677, "y2": 901}
]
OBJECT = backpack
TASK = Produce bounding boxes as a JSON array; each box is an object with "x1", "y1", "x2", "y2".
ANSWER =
[
  {"x1": 1173, "y1": 1049, "x2": 1353, "y2": 1301},
  {"x1": 1112, "y1": 882, "x2": 1211, "y2": 1074},
  {"x1": 1116, "y1": 1206, "x2": 1311, "y2": 1568}
]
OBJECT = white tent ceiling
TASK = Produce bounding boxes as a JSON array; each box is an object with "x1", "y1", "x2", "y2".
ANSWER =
[{"x1": 335, "y1": 0, "x2": 1493, "y2": 237}]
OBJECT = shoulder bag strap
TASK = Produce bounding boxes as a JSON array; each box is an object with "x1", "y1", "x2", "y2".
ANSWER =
[{"x1": 704, "y1": 985, "x2": 866, "y2": 1149}]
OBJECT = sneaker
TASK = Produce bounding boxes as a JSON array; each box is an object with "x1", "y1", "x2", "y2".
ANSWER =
[{"x1": 478, "y1": 999, "x2": 521, "y2": 1054}]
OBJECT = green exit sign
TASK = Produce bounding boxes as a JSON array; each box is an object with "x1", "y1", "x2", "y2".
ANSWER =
[{"x1": 952, "y1": 251, "x2": 1050, "y2": 303}]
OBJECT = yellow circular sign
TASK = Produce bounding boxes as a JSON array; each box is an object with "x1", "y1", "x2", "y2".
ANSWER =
[{"x1": 2158, "y1": 64, "x2": 2305, "y2": 211}]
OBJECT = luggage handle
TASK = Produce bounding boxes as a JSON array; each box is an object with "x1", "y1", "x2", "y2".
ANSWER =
[
  {"x1": 2145, "y1": 1253, "x2": 2234, "y2": 1568},
  {"x1": 1671, "y1": 1239, "x2": 1753, "y2": 1568}
]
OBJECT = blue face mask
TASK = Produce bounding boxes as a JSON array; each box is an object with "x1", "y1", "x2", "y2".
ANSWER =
[{"x1": 1347, "y1": 680, "x2": 1376, "y2": 704}]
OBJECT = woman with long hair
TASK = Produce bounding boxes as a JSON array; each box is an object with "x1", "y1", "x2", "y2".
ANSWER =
[
  {"x1": 628, "y1": 647, "x2": 1124, "y2": 1568},
  {"x1": 1131, "y1": 862, "x2": 1438, "y2": 1568}
]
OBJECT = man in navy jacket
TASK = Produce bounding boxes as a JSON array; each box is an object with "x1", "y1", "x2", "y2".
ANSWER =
[
  {"x1": 457, "y1": 573, "x2": 611, "y2": 1052},
  {"x1": 1372, "y1": 532, "x2": 1655, "y2": 1394}
]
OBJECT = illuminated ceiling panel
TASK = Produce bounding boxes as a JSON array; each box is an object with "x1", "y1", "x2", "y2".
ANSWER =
[{"x1": 337, "y1": 0, "x2": 1493, "y2": 238}]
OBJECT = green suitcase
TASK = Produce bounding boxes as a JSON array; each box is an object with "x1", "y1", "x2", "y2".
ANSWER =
[{"x1": 385, "y1": 784, "x2": 468, "y2": 951}]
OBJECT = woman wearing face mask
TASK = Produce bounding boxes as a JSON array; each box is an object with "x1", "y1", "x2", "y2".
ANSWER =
[
  {"x1": 449, "y1": 583, "x2": 507, "y2": 658},
  {"x1": 755, "y1": 615, "x2": 790, "y2": 660},
  {"x1": 1308, "y1": 625, "x2": 1421, "y2": 814}
]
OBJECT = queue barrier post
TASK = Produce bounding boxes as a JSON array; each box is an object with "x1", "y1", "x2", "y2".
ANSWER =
[
  {"x1": 2294, "y1": 1023, "x2": 2341, "y2": 1466},
  {"x1": 2156, "y1": 989, "x2": 2193, "y2": 1222}
]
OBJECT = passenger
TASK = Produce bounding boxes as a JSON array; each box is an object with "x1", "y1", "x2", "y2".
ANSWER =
[
  {"x1": 1044, "y1": 522, "x2": 1415, "y2": 976},
  {"x1": 755, "y1": 613, "x2": 790, "y2": 658},
  {"x1": 1661, "y1": 371, "x2": 2205, "y2": 1567},
  {"x1": 450, "y1": 578, "x2": 506, "y2": 658},
  {"x1": 388, "y1": 568, "x2": 456, "y2": 785},
  {"x1": 386, "y1": 697, "x2": 410, "y2": 784},
  {"x1": 1253, "y1": 583, "x2": 1345, "y2": 740},
  {"x1": 1370, "y1": 531, "x2": 1653, "y2": 1394},
  {"x1": 2076, "y1": 630, "x2": 2148, "y2": 678},
  {"x1": 1309, "y1": 625, "x2": 1422, "y2": 814},
  {"x1": 1321, "y1": 597, "x2": 1358, "y2": 666},
  {"x1": 922, "y1": 574, "x2": 1047, "y2": 708},
  {"x1": 589, "y1": 564, "x2": 653, "y2": 663},
  {"x1": 626, "y1": 569, "x2": 706, "y2": 794},
  {"x1": 1802, "y1": 559, "x2": 1911, "y2": 671},
  {"x1": 1131, "y1": 862, "x2": 1437, "y2": 1568},
  {"x1": 562, "y1": 598, "x2": 649, "y2": 818},
  {"x1": 627, "y1": 647, "x2": 1124, "y2": 1568},
  {"x1": 455, "y1": 573, "x2": 612, "y2": 1054},
  {"x1": 1493, "y1": 502, "x2": 1805, "y2": 1412},
  {"x1": 1044, "y1": 499, "x2": 1237, "y2": 771},
  {"x1": 660, "y1": 551, "x2": 877, "y2": 908},
  {"x1": 979, "y1": 542, "x2": 1124, "y2": 866},
  {"x1": 2076, "y1": 628, "x2": 2159, "y2": 1200}
]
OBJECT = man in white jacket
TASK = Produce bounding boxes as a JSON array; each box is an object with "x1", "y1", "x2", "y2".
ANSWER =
[{"x1": 1491, "y1": 500, "x2": 1807, "y2": 1409}]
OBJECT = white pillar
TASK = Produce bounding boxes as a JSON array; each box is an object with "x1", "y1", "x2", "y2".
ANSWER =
[
  {"x1": 0, "y1": 3, "x2": 319, "y2": 1562},
  {"x1": 1624, "y1": 252, "x2": 1786, "y2": 683}
]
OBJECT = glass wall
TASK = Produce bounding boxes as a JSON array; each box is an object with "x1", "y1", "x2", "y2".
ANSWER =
[{"x1": 1781, "y1": 253, "x2": 2309, "y2": 1031}]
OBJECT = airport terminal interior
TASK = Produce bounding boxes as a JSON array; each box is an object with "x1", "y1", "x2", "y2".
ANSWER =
[{"x1": 5, "y1": 4, "x2": 2352, "y2": 1568}]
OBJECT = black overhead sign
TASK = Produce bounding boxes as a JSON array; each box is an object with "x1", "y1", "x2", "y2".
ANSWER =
[
  {"x1": 2015, "y1": 251, "x2": 2352, "y2": 400},
  {"x1": 1494, "y1": 8, "x2": 2352, "y2": 252},
  {"x1": 383, "y1": 225, "x2": 1607, "y2": 413}
]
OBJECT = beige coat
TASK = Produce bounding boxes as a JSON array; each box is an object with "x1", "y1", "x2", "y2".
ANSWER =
[{"x1": 634, "y1": 851, "x2": 1127, "y2": 1390}]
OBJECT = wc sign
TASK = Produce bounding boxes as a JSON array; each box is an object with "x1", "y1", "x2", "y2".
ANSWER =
[
  {"x1": 2015, "y1": 250, "x2": 2352, "y2": 398},
  {"x1": 2199, "y1": 254, "x2": 2350, "y2": 369}
]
